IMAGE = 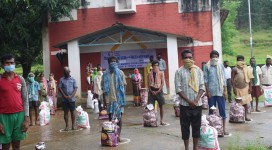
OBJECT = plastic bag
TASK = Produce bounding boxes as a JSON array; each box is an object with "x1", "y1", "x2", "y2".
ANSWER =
[
  {"x1": 87, "y1": 90, "x2": 94, "y2": 109},
  {"x1": 197, "y1": 115, "x2": 220, "y2": 150},
  {"x1": 263, "y1": 86, "x2": 272, "y2": 106},
  {"x1": 101, "y1": 121, "x2": 119, "y2": 147},
  {"x1": 39, "y1": 101, "x2": 50, "y2": 126},
  {"x1": 39, "y1": 109, "x2": 50, "y2": 126},
  {"x1": 48, "y1": 96, "x2": 55, "y2": 115},
  {"x1": 140, "y1": 88, "x2": 148, "y2": 107},
  {"x1": 76, "y1": 106, "x2": 90, "y2": 129},
  {"x1": 93, "y1": 99, "x2": 99, "y2": 114}
]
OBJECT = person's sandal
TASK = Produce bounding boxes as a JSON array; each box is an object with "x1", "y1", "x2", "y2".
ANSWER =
[
  {"x1": 160, "y1": 122, "x2": 168, "y2": 126},
  {"x1": 224, "y1": 131, "x2": 230, "y2": 135},
  {"x1": 245, "y1": 118, "x2": 252, "y2": 121}
]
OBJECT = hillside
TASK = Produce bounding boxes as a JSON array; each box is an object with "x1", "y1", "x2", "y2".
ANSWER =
[{"x1": 223, "y1": 29, "x2": 272, "y2": 66}]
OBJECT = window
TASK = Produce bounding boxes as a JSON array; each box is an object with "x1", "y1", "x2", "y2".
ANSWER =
[{"x1": 179, "y1": 0, "x2": 211, "y2": 13}]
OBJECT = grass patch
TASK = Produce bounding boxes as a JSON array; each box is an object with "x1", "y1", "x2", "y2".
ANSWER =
[
  {"x1": 223, "y1": 29, "x2": 272, "y2": 66},
  {"x1": 227, "y1": 135, "x2": 269, "y2": 150}
]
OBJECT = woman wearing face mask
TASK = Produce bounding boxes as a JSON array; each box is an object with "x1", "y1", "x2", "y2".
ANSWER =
[
  {"x1": 131, "y1": 68, "x2": 142, "y2": 106},
  {"x1": 39, "y1": 73, "x2": 48, "y2": 102},
  {"x1": 48, "y1": 73, "x2": 57, "y2": 111},
  {"x1": 27, "y1": 72, "x2": 40, "y2": 126}
]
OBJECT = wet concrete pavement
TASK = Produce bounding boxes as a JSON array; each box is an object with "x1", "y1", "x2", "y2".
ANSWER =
[{"x1": 21, "y1": 97, "x2": 272, "y2": 150}]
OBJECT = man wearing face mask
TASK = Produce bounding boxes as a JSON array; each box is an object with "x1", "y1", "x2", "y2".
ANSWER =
[
  {"x1": 102, "y1": 56, "x2": 126, "y2": 142},
  {"x1": 59, "y1": 67, "x2": 78, "y2": 131},
  {"x1": 93, "y1": 65, "x2": 103, "y2": 112},
  {"x1": 27, "y1": 72, "x2": 40, "y2": 126},
  {"x1": 224, "y1": 61, "x2": 232, "y2": 103},
  {"x1": 175, "y1": 50, "x2": 205, "y2": 150},
  {"x1": 148, "y1": 60, "x2": 167, "y2": 125},
  {"x1": 144, "y1": 56, "x2": 154, "y2": 88},
  {"x1": 0, "y1": 54, "x2": 29, "y2": 150},
  {"x1": 261, "y1": 57, "x2": 272, "y2": 86},
  {"x1": 231, "y1": 55, "x2": 253, "y2": 121},
  {"x1": 157, "y1": 54, "x2": 167, "y2": 94},
  {"x1": 204, "y1": 50, "x2": 229, "y2": 136},
  {"x1": 248, "y1": 58, "x2": 262, "y2": 112}
]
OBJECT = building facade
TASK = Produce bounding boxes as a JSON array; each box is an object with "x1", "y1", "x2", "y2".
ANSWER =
[{"x1": 43, "y1": 0, "x2": 224, "y2": 97}]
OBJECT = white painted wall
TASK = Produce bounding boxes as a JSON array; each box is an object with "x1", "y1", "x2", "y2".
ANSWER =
[
  {"x1": 166, "y1": 35, "x2": 179, "y2": 96},
  {"x1": 68, "y1": 40, "x2": 82, "y2": 98},
  {"x1": 42, "y1": 26, "x2": 50, "y2": 79},
  {"x1": 212, "y1": 9, "x2": 223, "y2": 62},
  {"x1": 79, "y1": 39, "x2": 212, "y2": 53}
]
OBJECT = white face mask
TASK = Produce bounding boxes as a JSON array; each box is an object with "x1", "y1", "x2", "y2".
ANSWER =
[{"x1": 211, "y1": 58, "x2": 219, "y2": 66}]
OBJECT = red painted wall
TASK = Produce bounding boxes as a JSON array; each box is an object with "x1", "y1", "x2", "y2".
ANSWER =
[
  {"x1": 48, "y1": 3, "x2": 214, "y2": 91},
  {"x1": 48, "y1": 3, "x2": 212, "y2": 47}
]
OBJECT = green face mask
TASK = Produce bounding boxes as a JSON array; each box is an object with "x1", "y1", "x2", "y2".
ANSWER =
[{"x1": 28, "y1": 77, "x2": 35, "y2": 83}]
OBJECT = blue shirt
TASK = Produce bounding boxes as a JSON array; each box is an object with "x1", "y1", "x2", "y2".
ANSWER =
[
  {"x1": 204, "y1": 64, "x2": 226, "y2": 96},
  {"x1": 27, "y1": 81, "x2": 40, "y2": 101},
  {"x1": 158, "y1": 59, "x2": 166, "y2": 71},
  {"x1": 59, "y1": 76, "x2": 78, "y2": 102}
]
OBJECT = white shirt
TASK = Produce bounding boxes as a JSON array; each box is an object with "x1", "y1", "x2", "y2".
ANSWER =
[
  {"x1": 247, "y1": 66, "x2": 262, "y2": 86},
  {"x1": 224, "y1": 66, "x2": 232, "y2": 79},
  {"x1": 261, "y1": 65, "x2": 272, "y2": 85}
]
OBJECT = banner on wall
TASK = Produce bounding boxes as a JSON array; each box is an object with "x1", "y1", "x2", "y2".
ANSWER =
[{"x1": 101, "y1": 49, "x2": 156, "y2": 69}]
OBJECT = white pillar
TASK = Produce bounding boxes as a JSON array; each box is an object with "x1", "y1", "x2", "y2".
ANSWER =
[
  {"x1": 212, "y1": 10, "x2": 223, "y2": 62},
  {"x1": 42, "y1": 26, "x2": 50, "y2": 79},
  {"x1": 167, "y1": 35, "x2": 179, "y2": 97},
  {"x1": 68, "y1": 40, "x2": 82, "y2": 98}
]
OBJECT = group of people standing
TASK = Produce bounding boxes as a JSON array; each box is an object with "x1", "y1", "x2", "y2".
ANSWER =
[
  {"x1": 27, "y1": 72, "x2": 58, "y2": 126},
  {"x1": 177, "y1": 49, "x2": 272, "y2": 150},
  {"x1": 1, "y1": 49, "x2": 271, "y2": 150}
]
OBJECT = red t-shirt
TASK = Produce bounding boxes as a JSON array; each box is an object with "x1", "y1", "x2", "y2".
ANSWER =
[{"x1": 0, "y1": 73, "x2": 24, "y2": 114}]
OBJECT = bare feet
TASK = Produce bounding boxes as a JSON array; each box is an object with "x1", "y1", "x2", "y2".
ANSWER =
[
  {"x1": 256, "y1": 109, "x2": 262, "y2": 112},
  {"x1": 29, "y1": 122, "x2": 33, "y2": 126},
  {"x1": 72, "y1": 126, "x2": 77, "y2": 130}
]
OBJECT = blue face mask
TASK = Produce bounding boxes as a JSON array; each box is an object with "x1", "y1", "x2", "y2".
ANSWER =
[
  {"x1": 109, "y1": 62, "x2": 117, "y2": 71},
  {"x1": 4, "y1": 65, "x2": 15, "y2": 73}
]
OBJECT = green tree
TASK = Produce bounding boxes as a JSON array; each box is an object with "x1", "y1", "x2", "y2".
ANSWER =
[
  {"x1": 221, "y1": 1, "x2": 241, "y2": 55},
  {"x1": 0, "y1": 0, "x2": 79, "y2": 78},
  {"x1": 236, "y1": 0, "x2": 272, "y2": 30}
]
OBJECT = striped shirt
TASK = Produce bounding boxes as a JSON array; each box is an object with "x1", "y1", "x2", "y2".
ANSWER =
[{"x1": 175, "y1": 66, "x2": 205, "y2": 106}]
